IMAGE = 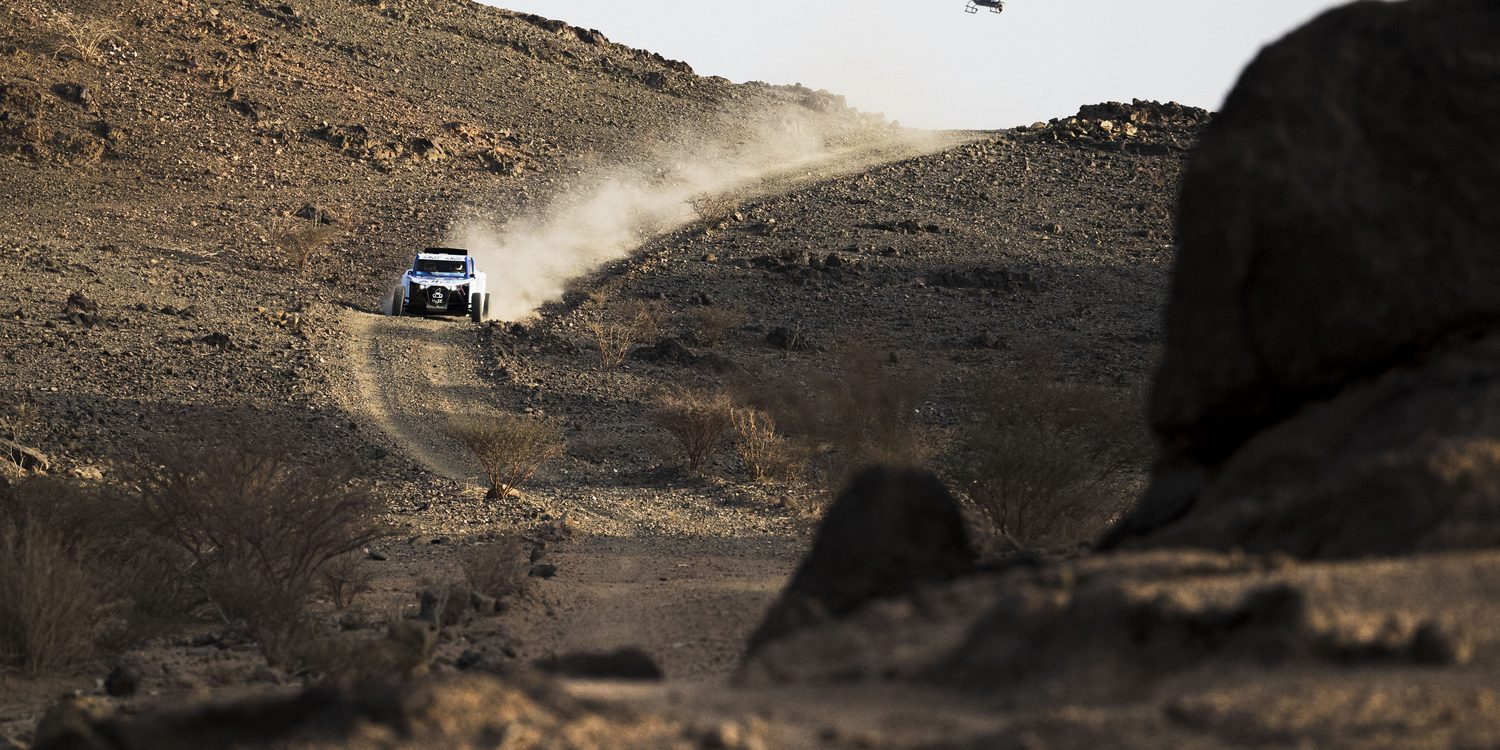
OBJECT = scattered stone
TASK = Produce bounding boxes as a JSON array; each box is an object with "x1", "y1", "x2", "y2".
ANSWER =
[
  {"x1": 529, "y1": 563, "x2": 557, "y2": 579},
  {"x1": 1409, "y1": 621, "x2": 1473, "y2": 666},
  {"x1": 857, "y1": 219, "x2": 943, "y2": 235}
]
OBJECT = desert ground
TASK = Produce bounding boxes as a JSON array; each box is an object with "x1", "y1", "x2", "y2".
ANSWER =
[{"x1": 3, "y1": 0, "x2": 1499, "y2": 748}]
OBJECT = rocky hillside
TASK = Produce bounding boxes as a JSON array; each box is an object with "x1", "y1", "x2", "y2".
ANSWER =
[{"x1": 0, "y1": 0, "x2": 881, "y2": 477}]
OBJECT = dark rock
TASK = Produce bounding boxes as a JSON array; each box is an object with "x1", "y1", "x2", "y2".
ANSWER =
[
  {"x1": 50, "y1": 82, "x2": 91, "y2": 106},
  {"x1": 528, "y1": 563, "x2": 557, "y2": 579},
  {"x1": 1110, "y1": 0, "x2": 1500, "y2": 558},
  {"x1": 1151, "y1": 0, "x2": 1500, "y2": 467},
  {"x1": 294, "y1": 202, "x2": 339, "y2": 225},
  {"x1": 629, "y1": 337, "x2": 699, "y2": 365},
  {"x1": 534, "y1": 647, "x2": 663, "y2": 680},
  {"x1": 104, "y1": 665, "x2": 139, "y2": 697},
  {"x1": 1409, "y1": 621, "x2": 1472, "y2": 666},
  {"x1": 744, "y1": 467, "x2": 973, "y2": 655},
  {"x1": 199, "y1": 332, "x2": 235, "y2": 351},
  {"x1": 925, "y1": 267, "x2": 1037, "y2": 292},
  {"x1": 63, "y1": 291, "x2": 98, "y2": 326},
  {"x1": 455, "y1": 649, "x2": 483, "y2": 670}
]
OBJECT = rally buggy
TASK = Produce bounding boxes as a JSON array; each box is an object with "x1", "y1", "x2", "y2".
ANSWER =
[{"x1": 386, "y1": 247, "x2": 490, "y2": 322}]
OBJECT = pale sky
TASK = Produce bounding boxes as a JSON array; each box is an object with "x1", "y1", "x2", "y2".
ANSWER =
[{"x1": 482, "y1": 0, "x2": 1352, "y2": 130}]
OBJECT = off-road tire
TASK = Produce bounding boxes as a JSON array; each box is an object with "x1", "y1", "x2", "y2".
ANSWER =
[{"x1": 470, "y1": 293, "x2": 483, "y2": 323}]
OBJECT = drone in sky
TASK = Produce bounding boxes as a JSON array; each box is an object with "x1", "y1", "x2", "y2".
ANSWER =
[{"x1": 965, "y1": 0, "x2": 1004, "y2": 13}]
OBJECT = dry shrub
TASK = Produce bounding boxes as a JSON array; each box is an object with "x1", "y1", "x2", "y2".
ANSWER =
[
  {"x1": 745, "y1": 350, "x2": 944, "y2": 495},
  {"x1": 0, "y1": 395, "x2": 39, "y2": 443},
  {"x1": 584, "y1": 292, "x2": 661, "y2": 369},
  {"x1": 650, "y1": 390, "x2": 735, "y2": 474},
  {"x1": 0, "y1": 521, "x2": 113, "y2": 676},
  {"x1": 459, "y1": 538, "x2": 530, "y2": 602},
  {"x1": 731, "y1": 407, "x2": 806, "y2": 484},
  {"x1": 132, "y1": 438, "x2": 389, "y2": 665},
  {"x1": 688, "y1": 305, "x2": 746, "y2": 348},
  {"x1": 450, "y1": 413, "x2": 565, "y2": 499},
  {"x1": 320, "y1": 553, "x2": 374, "y2": 610},
  {"x1": 272, "y1": 221, "x2": 338, "y2": 271},
  {"x1": 949, "y1": 374, "x2": 1150, "y2": 546},
  {"x1": 687, "y1": 192, "x2": 738, "y2": 223}
]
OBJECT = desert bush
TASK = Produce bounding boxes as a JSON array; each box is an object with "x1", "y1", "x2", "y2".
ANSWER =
[
  {"x1": 744, "y1": 351, "x2": 944, "y2": 495},
  {"x1": 320, "y1": 553, "x2": 374, "y2": 610},
  {"x1": 948, "y1": 374, "x2": 1150, "y2": 545},
  {"x1": 0, "y1": 521, "x2": 114, "y2": 676},
  {"x1": 132, "y1": 438, "x2": 389, "y2": 665},
  {"x1": 687, "y1": 192, "x2": 738, "y2": 223},
  {"x1": 271, "y1": 221, "x2": 338, "y2": 271},
  {"x1": 687, "y1": 305, "x2": 746, "y2": 348},
  {"x1": 450, "y1": 413, "x2": 565, "y2": 499},
  {"x1": 731, "y1": 407, "x2": 806, "y2": 484},
  {"x1": 459, "y1": 538, "x2": 530, "y2": 602},
  {"x1": 0, "y1": 477, "x2": 185, "y2": 671},
  {"x1": 583, "y1": 292, "x2": 661, "y2": 369},
  {"x1": 650, "y1": 389, "x2": 735, "y2": 474}
]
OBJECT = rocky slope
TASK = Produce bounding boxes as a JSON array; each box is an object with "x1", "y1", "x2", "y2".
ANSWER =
[{"x1": 26, "y1": 0, "x2": 1494, "y2": 748}]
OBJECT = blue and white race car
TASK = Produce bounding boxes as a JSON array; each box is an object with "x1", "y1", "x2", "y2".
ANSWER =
[{"x1": 387, "y1": 248, "x2": 489, "y2": 322}]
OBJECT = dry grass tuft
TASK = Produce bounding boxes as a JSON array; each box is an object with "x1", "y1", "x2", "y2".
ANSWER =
[
  {"x1": 42, "y1": 5, "x2": 125, "y2": 65},
  {"x1": 0, "y1": 521, "x2": 114, "y2": 676},
  {"x1": 687, "y1": 192, "x2": 738, "y2": 223},
  {"x1": 450, "y1": 413, "x2": 565, "y2": 500}
]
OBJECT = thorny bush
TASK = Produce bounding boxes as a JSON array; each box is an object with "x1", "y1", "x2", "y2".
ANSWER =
[{"x1": 132, "y1": 437, "x2": 389, "y2": 665}]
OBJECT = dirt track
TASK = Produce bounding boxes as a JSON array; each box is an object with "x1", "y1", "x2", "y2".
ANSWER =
[{"x1": 331, "y1": 134, "x2": 972, "y2": 679}]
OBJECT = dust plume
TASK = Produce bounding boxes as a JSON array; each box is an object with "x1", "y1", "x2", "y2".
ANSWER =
[{"x1": 448, "y1": 104, "x2": 949, "y2": 321}]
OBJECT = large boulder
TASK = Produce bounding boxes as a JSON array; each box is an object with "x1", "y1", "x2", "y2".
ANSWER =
[
  {"x1": 743, "y1": 467, "x2": 973, "y2": 656},
  {"x1": 1111, "y1": 0, "x2": 1500, "y2": 555}
]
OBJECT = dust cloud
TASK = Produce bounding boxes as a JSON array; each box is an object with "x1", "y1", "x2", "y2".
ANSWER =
[{"x1": 447, "y1": 106, "x2": 942, "y2": 321}]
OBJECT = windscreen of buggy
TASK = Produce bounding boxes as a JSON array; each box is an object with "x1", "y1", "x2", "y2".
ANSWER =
[{"x1": 414, "y1": 259, "x2": 467, "y2": 275}]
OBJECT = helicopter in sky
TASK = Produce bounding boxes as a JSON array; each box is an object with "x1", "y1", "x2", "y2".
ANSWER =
[{"x1": 965, "y1": 0, "x2": 1004, "y2": 13}]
